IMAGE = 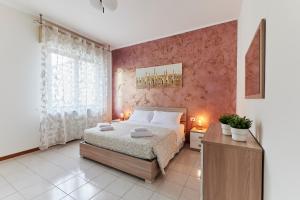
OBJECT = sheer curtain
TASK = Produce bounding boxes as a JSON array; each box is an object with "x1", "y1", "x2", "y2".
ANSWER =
[{"x1": 39, "y1": 25, "x2": 111, "y2": 150}]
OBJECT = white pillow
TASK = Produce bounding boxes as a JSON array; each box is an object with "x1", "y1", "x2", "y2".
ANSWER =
[
  {"x1": 128, "y1": 110, "x2": 154, "y2": 123},
  {"x1": 151, "y1": 111, "x2": 183, "y2": 125}
]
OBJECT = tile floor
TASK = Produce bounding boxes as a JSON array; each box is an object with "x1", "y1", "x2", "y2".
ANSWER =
[{"x1": 0, "y1": 141, "x2": 201, "y2": 200}]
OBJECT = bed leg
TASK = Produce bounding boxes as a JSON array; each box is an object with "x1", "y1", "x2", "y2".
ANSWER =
[{"x1": 145, "y1": 179, "x2": 153, "y2": 184}]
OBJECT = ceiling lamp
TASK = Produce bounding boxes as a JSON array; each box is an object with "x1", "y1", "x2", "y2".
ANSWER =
[{"x1": 89, "y1": 0, "x2": 118, "y2": 13}]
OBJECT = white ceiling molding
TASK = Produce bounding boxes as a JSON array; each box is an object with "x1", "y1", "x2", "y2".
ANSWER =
[{"x1": 0, "y1": 0, "x2": 241, "y2": 50}]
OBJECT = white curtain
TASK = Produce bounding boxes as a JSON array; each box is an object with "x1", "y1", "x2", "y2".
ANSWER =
[{"x1": 39, "y1": 25, "x2": 111, "y2": 150}]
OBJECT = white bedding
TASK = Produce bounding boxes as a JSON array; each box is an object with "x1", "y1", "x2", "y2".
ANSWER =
[
  {"x1": 125, "y1": 121, "x2": 185, "y2": 146},
  {"x1": 84, "y1": 121, "x2": 185, "y2": 174}
]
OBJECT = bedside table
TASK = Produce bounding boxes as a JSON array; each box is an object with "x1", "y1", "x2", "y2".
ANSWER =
[{"x1": 190, "y1": 127, "x2": 207, "y2": 150}]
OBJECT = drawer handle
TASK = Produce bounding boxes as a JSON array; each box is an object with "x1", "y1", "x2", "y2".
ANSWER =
[
  {"x1": 198, "y1": 144, "x2": 201, "y2": 147},
  {"x1": 198, "y1": 136, "x2": 202, "y2": 139}
]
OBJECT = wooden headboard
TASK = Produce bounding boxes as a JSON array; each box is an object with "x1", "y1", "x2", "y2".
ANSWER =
[{"x1": 135, "y1": 106, "x2": 187, "y2": 129}]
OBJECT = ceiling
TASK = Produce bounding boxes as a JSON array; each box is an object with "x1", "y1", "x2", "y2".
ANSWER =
[{"x1": 0, "y1": 0, "x2": 241, "y2": 50}]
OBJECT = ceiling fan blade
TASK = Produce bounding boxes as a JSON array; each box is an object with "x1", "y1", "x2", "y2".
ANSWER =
[
  {"x1": 102, "y1": 0, "x2": 118, "y2": 11},
  {"x1": 89, "y1": 0, "x2": 103, "y2": 9}
]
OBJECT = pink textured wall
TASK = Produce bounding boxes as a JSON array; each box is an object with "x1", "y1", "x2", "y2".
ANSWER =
[{"x1": 112, "y1": 21, "x2": 237, "y2": 129}]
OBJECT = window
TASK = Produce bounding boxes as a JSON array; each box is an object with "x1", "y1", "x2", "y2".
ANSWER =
[
  {"x1": 40, "y1": 24, "x2": 111, "y2": 149},
  {"x1": 48, "y1": 52, "x2": 101, "y2": 113}
]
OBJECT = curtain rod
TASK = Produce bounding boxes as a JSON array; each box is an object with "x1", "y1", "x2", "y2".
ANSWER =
[{"x1": 35, "y1": 14, "x2": 111, "y2": 51}]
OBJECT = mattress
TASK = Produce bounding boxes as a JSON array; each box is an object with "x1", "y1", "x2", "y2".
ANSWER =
[{"x1": 83, "y1": 121, "x2": 185, "y2": 160}]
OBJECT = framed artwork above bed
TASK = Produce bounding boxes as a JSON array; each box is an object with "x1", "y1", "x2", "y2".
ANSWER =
[{"x1": 136, "y1": 63, "x2": 182, "y2": 89}]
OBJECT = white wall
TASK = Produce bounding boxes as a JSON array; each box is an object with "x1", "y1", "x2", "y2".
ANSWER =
[
  {"x1": 0, "y1": 4, "x2": 40, "y2": 157},
  {"x1": 0, "y1": 4, "x2": 114, "y2": 157},
  {"x1": 237, "y1": 0, "x2": 300, "y2": 199}
]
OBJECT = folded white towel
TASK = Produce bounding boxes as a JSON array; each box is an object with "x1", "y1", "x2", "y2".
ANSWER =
[
  {"x1": 100, "y1": 126, "x2": 114, "y2": 131},
  {"x1": 130, "y1": 130, "x2": 153, "y2": 138},
  {"x1": 133, "y1": 127, "x2": 149, "y2": 132},
  {"x1": 97, "y1": 123, "x2": 112, "y2": 128}
]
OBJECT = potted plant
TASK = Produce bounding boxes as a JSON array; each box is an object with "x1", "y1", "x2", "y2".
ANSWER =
[
  {"x1": 219, "y1": 114, "x2": 236, "y2": 135},
  {"x1": 229, "y1": 116, "x2": 252, "y2": 142}
]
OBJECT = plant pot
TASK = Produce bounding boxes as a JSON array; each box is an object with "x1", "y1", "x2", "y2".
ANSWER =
[
  {"x1": 231, "y1": 127, "x2": 249, "y2": 142},
  {"x1": 220, "y1": 123, "x2": 231, "y2": 135}
]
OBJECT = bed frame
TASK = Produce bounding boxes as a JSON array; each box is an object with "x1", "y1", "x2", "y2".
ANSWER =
[{"x1": 80, "y1": 106, "x2": 187, "y2": 183}]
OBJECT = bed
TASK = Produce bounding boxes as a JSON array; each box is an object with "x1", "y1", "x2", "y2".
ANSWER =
[{"x1": 80, "y1": 106, "x2": 187, "y2": 183}]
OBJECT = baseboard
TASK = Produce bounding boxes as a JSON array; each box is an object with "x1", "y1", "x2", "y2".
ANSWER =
[{"x1": 0, "y1": 147, "x2": 39, "y2": 161}]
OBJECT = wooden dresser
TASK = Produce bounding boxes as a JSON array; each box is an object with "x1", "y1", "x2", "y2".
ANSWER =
[{"x1": 201, "y1": 123, "x2": 263, "y2": 200}]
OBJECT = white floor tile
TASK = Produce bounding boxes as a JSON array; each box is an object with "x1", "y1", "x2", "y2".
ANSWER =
[
  {"x1": 57, "y1": 176, "x2": 87, "y2": 194},
  {"x1": 0, "y1": 183, "x2": 16, "y2": 199},
  {"x1": 193, "y1": 159, "x2": 201, "y2": 168},
  {"x1": 150, "y1": 193, "x2": 172, "y2": 200},
  {"x1": 78, "y1": 165, "x2": 106, "y2": 181},
  {"x1": 90, "y1": 172, "x2": 117, "y2": 189},
  {"x1": 91, "y1": 191, "x2": 120, "y2": 200},
  {"x1": 2, "y1": 193, "x2": 24, "y2": 200},
  {"x1": 33, "y1": 164, "x2": 67, "y2": 180},
  {"x1": 164, "y1": 171, "x2": 189, "y2": 186},
  {"x1": 53, "y1": 157, "x2": 94, "y2": 175},
  {"x1": 61, "y1": 195, "x2": 74, "y2": 200},
  {"x1": 105, "y1": 178, "x2": 134, "y2": 196},
  {"x1": 46, "y1": 171, "x2": 75, "y2": 186},
  {"x1": 189, "y1": 167, "x2": 201, "y2": 178},
  {"x1": 37, "y1": 152, "x2": 68, "y2": 165},
  {"x1": 179, "y1": 187, "x2": 200, "y2": 200},
  {"x1": 136, "y1": 176, "x2": 164, "y2": 192},
  {"x1": 158, "y1": 180, "x2": 183, "y2": 200},
  {"x1": 8, "y1": 174, "x2": 45, "y2": 190},
  {"x1": 122, "y1": 185, "x2": 153, "y2": 200},
  {"x1": 19, "y1": 180, "x2": 54, "y2": 199},
  {"x1": 185, "y1": 176, "x2": 200, "y2": 191},
  {"x1": 0, "y1": 161, "x2": 28, "y2": 177},
  {"x1": 17, "y1": 155, "x2": 45, "y2": 168},
  {"x1": 69, "y1": 183, "x2": 101, "y2": 200},
  {"x1": 60, "y1": 195, "x2": 74, "y2": 200},
  {"x1": 59, "y1": 147, "x2": 79, "y2": 157},
  {"x1": 0, "y1": 142, "x2": 201, "y2": 200},
  {"x1": 104, "y1": 168, "x2": 123, "y2": 177},
  {"x1": 175, "y1": 156, "x2": 196, "y2": 166},
  {"x1": 33, "y1": 187, "x2": 67, "y2": 200},
  {"x1": 117, "y1": 173, "x2": 140, "y2": 184},
  {"x1": 0, "y1": 175, "x2": 8, "y2": 187},
  {"x1": 168, "y1": 163, "x2": 192, "y2": 175},
  {"x1": 35, "y1": 150, "x2": 58, "y2": 161},
  {"x1": 76, "y1": 158, "x2": 96, "y2": 170},
  {"x1": 4, "y1": 170, "x2": 35, "y2": 184}
]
